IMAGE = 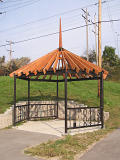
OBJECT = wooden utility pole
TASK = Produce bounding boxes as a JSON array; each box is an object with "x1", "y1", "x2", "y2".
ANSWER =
[
  {"x1": 98, "y1": 0, "x2": 102, "y2": 97},
  {"x1": 98, "y1": 0, "x2": 102, "y2": 68},
  {"x1": 6, "y1": 41, "x2": 14, "y2": 62},
  {"x1": 82, "y1": 8, "x2": 90, "y2": 61},
  {"x1": 92, "y1": 14, "x2": 98, "y2": 66},
  {"x1": 86, "y1": 8, "x2": 89, "y2": 61}
]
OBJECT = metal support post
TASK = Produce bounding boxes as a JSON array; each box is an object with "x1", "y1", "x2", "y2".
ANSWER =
[
  {"x1": 65, "y1": 71, "x2": 68, "y2": 133},
  {"x1": 27, "y1": 79, "x2": 30, "y2": 120},
  {"x1": 100, "y1": 72, "x2": 104, "y2": 128},
  {"x1": 13, "y1": 74, "x2": 16, "y2": 126},
  {"x1": 56, "y1": 80, "x2": 59, "y2": 118}
]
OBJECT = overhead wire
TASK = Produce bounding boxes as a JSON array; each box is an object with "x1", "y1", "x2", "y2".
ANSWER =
[
  {"x1": 0, "y1": 0, "x2": 119, "y2": 50},
  {"x1": 0, "y1": 0, "x2": 113, "y2": 33},
  {"x1": 0, "y1": 0, "x2": 36, "y2": 9},
  {"x1": 106, "y1": 1, "x2": 119, "y2": 52},
  {"x1": 0, "y1": 18, "x2": 120, "y2": 48},
  {"x1": 1, "y1": 0, "x2": 28, "y2": 4},
  {"x1": 0, "y1": 12, "x2": 83, "y2": 34},
  {"x1": 0, "y1": 0, "x2": 119, "y2": 61},
  {"x1": 1, "y1": 0, "x2": 41, "y2": 12},
  {"x1": 0, "y1": 14, "x2": 84, "y2": 41}
]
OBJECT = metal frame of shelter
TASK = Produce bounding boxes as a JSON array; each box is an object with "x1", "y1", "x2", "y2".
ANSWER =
[{"x1": 10, "y1": 18, "x2": 107, "y2": 133}]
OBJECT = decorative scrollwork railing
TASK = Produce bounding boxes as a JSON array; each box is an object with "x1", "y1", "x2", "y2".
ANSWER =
[
  {"x1": 67, "y1": 107, "x2": 101, "y2": 129},
  {"x1": 14, "y1": 102, "x2": 57, "y2": 124}
]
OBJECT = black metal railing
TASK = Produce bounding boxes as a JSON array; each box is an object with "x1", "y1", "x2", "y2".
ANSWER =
[
  {"x1": 30, "y1": 103, "x2": 57, "y2": 119},
  {"x1": 67, "y1": 106, "x2": 101, "y2": 130},
  {"x1": 14, "y1": 105, "x2": 28, "y2": 123},
  {"x1": 14, "y1": 103, "x2": 57, "y2": 124}
]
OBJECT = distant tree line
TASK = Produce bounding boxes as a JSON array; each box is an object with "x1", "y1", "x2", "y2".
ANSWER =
[
  {"x1": 0, "y1": 57, "x2": 30, "y2": 76},
  {"x1": 82, "y1": 46, "x2": 120, "y2": 81}
]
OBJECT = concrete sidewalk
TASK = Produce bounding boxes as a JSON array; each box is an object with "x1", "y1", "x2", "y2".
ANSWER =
[
  {"x1": 0, "y1": 129, "x2": 58, "y2": 160},
  {"x1": 15, "y1": 120, "x2": 101, "y2": 137},
  {"x1": 80, "y1": 129, "x2": 120, "y2": 160}
]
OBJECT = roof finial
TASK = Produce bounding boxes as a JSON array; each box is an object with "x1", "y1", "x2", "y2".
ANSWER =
[{"x1": 59, "y1": 17, "x2": 62, "y2": 50}]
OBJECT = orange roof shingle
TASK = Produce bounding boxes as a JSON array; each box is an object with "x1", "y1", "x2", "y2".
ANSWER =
[{"x1": 9, "y1": 48, "x2": 108, "y2": 79}]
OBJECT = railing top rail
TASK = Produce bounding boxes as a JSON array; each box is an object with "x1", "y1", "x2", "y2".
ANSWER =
[
  {"x1": 67, "y1": 106, "x2": 100, "y2": 110},
  {"x1": 30, "y1": 103, "x2": 57, "y2": 106},
  {"x1": 67, "y1": 124, "x2": 102, "y2": 130},
  {"x1": 15, "y1": 103, "x2": 57, "y2": 107},
  {"x1": 16, "y1": 105, "x2": 28, "y2": 107}
]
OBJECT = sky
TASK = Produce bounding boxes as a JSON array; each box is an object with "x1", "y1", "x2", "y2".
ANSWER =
[{"x1": 0, "y1": 0, "x2": 120, "y2": 61}]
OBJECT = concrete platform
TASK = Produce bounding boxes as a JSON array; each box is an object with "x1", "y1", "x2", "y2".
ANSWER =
[{"x1": 15, "y1": 119, "x2": 101, "y2": 137}]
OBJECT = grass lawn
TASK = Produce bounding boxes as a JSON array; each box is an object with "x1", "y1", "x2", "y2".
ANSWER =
[
  {"x1": 0, "y1": 76, "x2": 120, "y2": 160},
  {"x1": 0, "y1": 76, "x2": 120, "y2": 117}
]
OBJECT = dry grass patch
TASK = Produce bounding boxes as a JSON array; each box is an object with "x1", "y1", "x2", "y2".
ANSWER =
[{"x1": 25, "y1": 129, "x2": 112, "y2": 160}]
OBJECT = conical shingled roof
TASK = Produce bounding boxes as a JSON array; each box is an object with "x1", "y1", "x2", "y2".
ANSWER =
[{"x1": 10, "y1": 19, "x2": 108, "y2": 80}]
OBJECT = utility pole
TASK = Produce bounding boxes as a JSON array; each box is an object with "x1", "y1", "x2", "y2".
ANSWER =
[
  {"x1": 82, "y1": 8, "x2": 90, "y2": 61},
  {"x1": 6, "y1": 41, "x2": 14, "y2": 62},
  {"x1": 92, "y1": 14, "x2": 98, "y2": 66},
  {"x1": 98, "y1": 0, "x2": 102, "y2": 68},
  {"x1": 98, "y1": 0, "x2": 102, "y2": 97},
  {"x1": 115, "y1": 32, "x2": 120, "y2": 56}
]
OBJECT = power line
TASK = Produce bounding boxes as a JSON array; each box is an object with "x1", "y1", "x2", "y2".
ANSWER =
[
  {"x1": 0, "y1": 13, "x2": 83, "y2": 34},
  {"x1": 13, "y1": 19, "x2": 120, "y2": 43},
  {"x1": 0, "y1": 0, "x2": 117, "y2": 12},
  {"x1": 0, "y1": 3, "x2": 96, "y2": 32},
  {"x1": 1, "y1": 0, "x2": 28, "y2": 3},
  {"x1": 1, "y1": 0, "x2": 33, "y2": 4},
  {"x1": 0, "y1": 0, "x2": 30, "y2": 9},
  {"x1": 105, "y1": 0, "x2": 120, "y2": 56},
  {"x1": 0, "y1": 18, "x2": 120, "y2": 48},
  {"x1": 106, "y1": 0, "x2": 117, "y2": 47},
  {"x1": 0, "y1": 0, "x2": 36, "y2": 9},
  {"x1": 0, "y1": 0, "x2": 112, "y2": 32},
  {"x1": 1, "y1": 0, "x2": 41, "y2": 13}
]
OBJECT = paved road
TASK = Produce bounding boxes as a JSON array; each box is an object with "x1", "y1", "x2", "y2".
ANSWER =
[
  {"x1": 80, "y1": 129, "x2": 120, "y2": 160},
  {"x1": 0, "y1": 129, "x2": 58, "y2": 160}
]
